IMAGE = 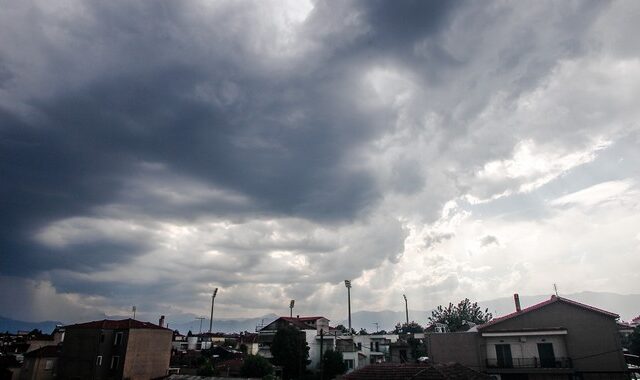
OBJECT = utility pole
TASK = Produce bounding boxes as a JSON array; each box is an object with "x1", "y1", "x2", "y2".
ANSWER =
[
  {"x1": 196, "y1": 317, "x2": 205, "y2": 334},
  {"x1": 344, "y1": 280, "x2": 352, "y2": 334},
  {"x1": 209, "y1": 287, "x2": 218, "y2": 333},
  {"x1": 319, "y1": 329, "x2": 324, "y2": 380},
  {"x1": 403, "y1": 294, "x2": 409, "y2": 325}
]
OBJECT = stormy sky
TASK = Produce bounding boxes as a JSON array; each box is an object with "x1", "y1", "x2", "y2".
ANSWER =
[{"x1": 1, "y1": 0, "x2": 639, "y2": 325}]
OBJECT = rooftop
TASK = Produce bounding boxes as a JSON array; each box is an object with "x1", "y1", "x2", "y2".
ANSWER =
[
  {"x1": 477, "y1": 295, "x2": 619, "y2": 330},
  {"x1": 65, "y1": 318, "x2": 169, "y2": 331},
  {"x1": 343, "y1": 362, "x2": 489, "y2": 380}
]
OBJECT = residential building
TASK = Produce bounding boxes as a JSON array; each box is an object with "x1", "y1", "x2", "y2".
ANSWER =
[
  {"x1": 58, "y1": 318, "x2": 172, "y2": 380},
  {"x1": 428, "y1": 295, "x2": 629, "y2": 379},
  {"x1": 19, "y1": 345, "x2": 59, "y2": 380}
]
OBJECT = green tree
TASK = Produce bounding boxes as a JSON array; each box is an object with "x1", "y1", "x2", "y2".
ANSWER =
[
  {"x1": 428, "y1": 298, "x2": 492, "y2": 332},
  {"x1": 321, "y1": 349, "x2": 347, "y2": 380},
  {"x1": 393, "y1": 321, "x2": 424, "y2": 334},
  {"x1": 357, "y1": 328, "x2": 368, "y2": 335},
  {"x1": 270, "y1": 325, "x2": 310, "y2": 379},
  {"x1": 241, "y1": 354, "x2": 274, "y2": 378}
]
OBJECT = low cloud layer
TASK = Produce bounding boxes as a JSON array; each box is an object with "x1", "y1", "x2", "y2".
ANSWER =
[{"x1": 1, "y1": 0, "x2": 639, "y2": 324}]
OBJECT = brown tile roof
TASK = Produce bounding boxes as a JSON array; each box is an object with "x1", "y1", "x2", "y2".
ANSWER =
[
  {"x1": 65, "y1": 318, "x2": 169, "y2": 330},
  {"x1": 477, "y1": 295, "x2": 619, "y2": 330},
  {"x1": 343, "y1": 363, "x2": 489, "y2": 380}
]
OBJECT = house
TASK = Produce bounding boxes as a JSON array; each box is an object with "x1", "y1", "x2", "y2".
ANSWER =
[
  {"x1": 258, "y1": 316, "x2": 333, "y2": 370},
  {"x1": 352, "y1": 334, "x2": 399, "y2": 366},
  {"x1": 428, "y1": 294, "x2": 629, "y2": 379},
  {"x1": 58, "y1": 317, "x2": 172, "y2": 380},
  {"x1": 19, "y1": 345, "x2": 60, "y2": 380}
]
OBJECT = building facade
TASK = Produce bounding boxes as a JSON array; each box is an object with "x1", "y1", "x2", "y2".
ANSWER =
[
  {"x1": 58, "y1": 318, "x2": 172, "y2": 380},
  {"x1": 428, "y1": 295, "x2": 628, "y2": 380}
]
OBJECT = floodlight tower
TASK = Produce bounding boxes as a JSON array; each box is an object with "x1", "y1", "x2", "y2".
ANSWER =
[
  {"x1": 209, "y1": 287, "x2": 218, "y2": 333},
  {"x1": 403, "y1": 294, "x2": 409, "y2": 325},
  {"x1": 345, "y1": 280, "x2": 352, "y2": 334},
  {"x1": 289, "y1": 300, "x2": 295, "y2": 317}
]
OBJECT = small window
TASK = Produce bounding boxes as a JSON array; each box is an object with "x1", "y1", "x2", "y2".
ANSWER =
[
  {"x1": 110, "y1": 356, "x2": 120, "y2": 369},
  {"x1": 114, "y1": 332, "x2": 123, "y2": 345},
  {"x1": 357, "y1": 342, "x2": 362, "y2": 350},
  {"x1": 344, "y1": 359, "x2": 354, "y2": 369},
  {"x1": 44, "y1": 360, "x2": 54, "y2": 370},
  {"x1": 96, "y1": 356, "x2": 102, "y2": 366}
]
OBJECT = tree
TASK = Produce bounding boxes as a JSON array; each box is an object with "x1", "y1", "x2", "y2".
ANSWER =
[
  {"x1": 241, "y1": 354, "x2": 274, "y2": 378},
  {"x1": 357, "y1": 328, "x2": 368, "y2": 335},
  {"x1": 270, "y1": 325, "x2": 310, "y2": 379},
  {"x1": 429, "y1": 298, "x2": 492, "y2": 332},
  {"x1": 321, "y1": 350, "x2": 347, "y2": 380},
  {"x1": 393, "y1": 321, "x2": 424, "y2": 334}
]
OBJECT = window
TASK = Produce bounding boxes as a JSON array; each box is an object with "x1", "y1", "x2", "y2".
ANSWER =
[
  {"x1": 537, "y1": 343, "x2": 556, "y2": 368},
  {"x1": 100, "y1": 334, "x2": 105, "y2": 343},
  {"x1": 44, "y1": 360, "x2": 54, "y2": 370},
  {"x1": 375, "y1": 342, "x2": 380, "y2": 352},
  {"x1": 399, "y1": 349, "x2": 408, "y2": 362},
  {"x1": 357, "y1": 342, "x2": 362, "y2": 350},
  {"x1": 96, "y1": 356, "x2": 103, "y2": 366},
  {"x1": 495, "y1": 344, "x2": 513, "y2": 368},
  {"x1": 344, "y1": 359, "x2": 354, "y2": 369},
  {"x1": 113, "y1": 332, "x2": 123, "y2": 345},
  {"x1": 110, "y1": 356, "x2": 120, "y2": 370},
  {"x1": 370, "y1": 342, "x2": 374, "y2": 351}
]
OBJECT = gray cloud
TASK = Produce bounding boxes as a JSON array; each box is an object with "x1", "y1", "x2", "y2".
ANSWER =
[{"x1": 1, "y1": 0, "x2": 639, "y2": 323}]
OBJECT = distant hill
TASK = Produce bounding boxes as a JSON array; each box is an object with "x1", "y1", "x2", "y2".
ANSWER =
[
  {"x1": 168, "y1": 314, "x2": 280, "y2": 335},
  {"x1": 2, "y1": 291, "x2": 637, "y2": 334},
  {"x1": 0, "y1": 316, "x2": 62, "y2": 334}
]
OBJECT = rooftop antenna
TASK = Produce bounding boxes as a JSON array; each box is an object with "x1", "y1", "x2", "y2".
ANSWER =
[{"x1": 553, "y1": 283, "x2": 559, "y2": 297}]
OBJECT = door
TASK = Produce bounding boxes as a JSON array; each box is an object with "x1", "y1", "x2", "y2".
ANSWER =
[
  {"x1": 537, "y1": 342, "x2": 556, "y2": 368},
  {"x1": 495, "y1": 344, "x2": 513, "y2": 368}
]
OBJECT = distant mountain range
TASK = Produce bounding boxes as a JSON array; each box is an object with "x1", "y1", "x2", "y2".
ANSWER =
[
  {"x1": 2, "y1": 291, "x2": 638, "y2": 334},
  {"x1": 0, "y1": 316, "x2": 63, "y2": 334}
]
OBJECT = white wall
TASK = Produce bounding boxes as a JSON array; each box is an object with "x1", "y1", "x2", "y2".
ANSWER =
[{"x1": 485, "y1": 335, "x2": 567, "y2": 360}]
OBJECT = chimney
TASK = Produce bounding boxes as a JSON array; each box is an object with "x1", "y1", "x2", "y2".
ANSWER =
[
  {"x1": 159, "y1": 315, "x2": 165, "y2": 328},
  {"x1": 514, "y1": 294, "x2": 521, "y2": 312}
]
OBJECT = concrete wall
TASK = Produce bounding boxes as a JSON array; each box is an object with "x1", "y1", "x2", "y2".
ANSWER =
[
  {"x1": 19, "y1": 356, "x2": 57, "y2": 380},
  {"x1": 121, "y1": 328, "x2": 172, "y2": 380},
  {"x1": 484, "y1": 334, "x2": 567, "y2": 360},
  {"x1": 481, "y1": 301, "x2": 627, "y2": 373},
  {"x1": 427, "y1": 332, "x2": 482, "y2": 371}
]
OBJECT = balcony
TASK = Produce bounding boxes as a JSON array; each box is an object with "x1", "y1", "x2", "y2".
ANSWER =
[{"x1": 486, "y1": 357, "x2": 572, "y2": 369}]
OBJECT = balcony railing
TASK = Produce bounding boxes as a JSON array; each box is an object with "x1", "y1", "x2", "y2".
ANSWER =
[{"x1": 486, "y1": 357, "x2": 572, "y2": 369}]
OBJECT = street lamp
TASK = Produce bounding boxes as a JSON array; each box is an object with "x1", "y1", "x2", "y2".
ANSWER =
[
  {"x1": 289, "y1": 300, "x2": 295, "y2": 317},
  {"x1": 403, "y1": 294, "x2": 409, "y2": 326},
  {"x1": 209, "y1": 287, "x2": 218, "y2": 333},
  {"x1": 344, "y1": 280, "x2": 352, "y2": 334}
]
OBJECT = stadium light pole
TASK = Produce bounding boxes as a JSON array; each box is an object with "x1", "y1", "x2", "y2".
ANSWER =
[
  {"x1": 345, "y1": 280, "x2": 352, "y2": 334},
  {"x1": 403, "y1": 294, "x2": 409, "y2": 326},
  {"x1": 209, "y1": 288, "x2": 218, "y2": 333},
  {"x1": 289, "y1": 300, "x2": 295, "y2": 317}
]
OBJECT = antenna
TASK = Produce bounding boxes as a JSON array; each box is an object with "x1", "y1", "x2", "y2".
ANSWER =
[{"x1": 553, "y1": 283, "x2": 559, "y2": 297}]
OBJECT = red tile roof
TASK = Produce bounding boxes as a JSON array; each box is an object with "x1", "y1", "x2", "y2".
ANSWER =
[
  {"x1": 65, "y1": 318, "x2": 169, "y2": 330},
  {"x1": 343, "y1": 363, "x2": 489, "y2": 380},
  {"x1": 477, "y1": 295, "x2": 619, "y2": 330}
]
